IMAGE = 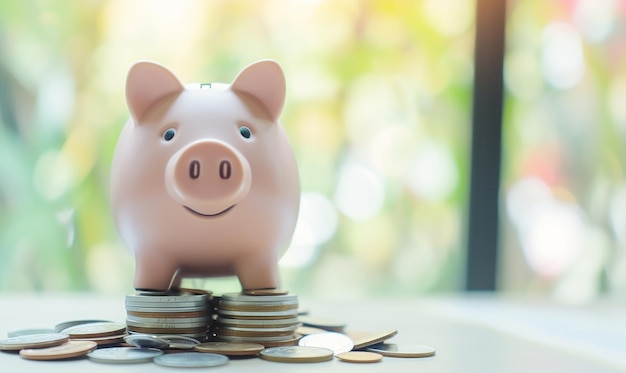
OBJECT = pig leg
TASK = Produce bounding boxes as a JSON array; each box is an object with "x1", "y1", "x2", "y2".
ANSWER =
[
  {"x1": 234, "y1": 254, "x2": 280, "y2": 290},
  {"x1": 134, "y1": 253, "x2": 179, "y2": 291}
]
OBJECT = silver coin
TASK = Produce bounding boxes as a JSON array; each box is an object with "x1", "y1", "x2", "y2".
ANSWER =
[
  {"x1": 126, "y1": 315, "x2": 210, "y2": 324},
  {"x1": 217, "y1": 334, "x2": 296, "y2": 342},
  {"x1": 87, "y1": 347, "x2": 163, "y2": 364},
  {"x1": 217, "y1": 316, "x2": 300, "y2": 327},
  {"x1": 125, "y1": 301, "x2": 207, "y2": 309},
  {"x1": 366, "y1": 343, "x2": 436, "y2": 358},
  {"x1": 126, "y1": 294, "x2": 208, "y2": 303},
  {"x1": 54, "y1": 319, "x2": 113, "y2": 333},
  {"x1": 222, "y1": 292, "x2": 297, "y2": 303},
  {"x1": 298, "y1": 332, "x2": 354, "y2": 355},
  {"x1": 7, "y1": 328, "x2": 56, "y2": 338},
  {"x1": 123, "y1": 335, "x2": 169, "y2": 349},
  {"x1": 125, "y1": 320, "x2": 208, "y2": 329},
  {"x1": 218, "y1": 324, "x2": 299, "y2": 333},
  {"x1": 158, "y1": 335, "x2": 200, "y2": 349},
  {"x1": 0, "y1": 333, "x2": 69, "y2": 351},
  {"x1": 125, "y1": 305, "x2": 208, "y2": 313},
  {"x1": 298, "y1": 316, "x2": 346, "y2": 332},
  {"x1": 153, "y1": 352, "x2": 228, "y2": 367},
  {"x1": 259, "y1": 346, "x2": 334, "y2": 363},
  {"x1": 219, "y1": 299, "x2": 299, "y2": 307},
  {"x1": 218, "y1": 309, "x2": 299, "y2": 317}
]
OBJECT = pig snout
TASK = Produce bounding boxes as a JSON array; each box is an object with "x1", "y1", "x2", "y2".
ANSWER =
[{"x1": 165, "y1": 140, "x2": 251, "y2": 216}]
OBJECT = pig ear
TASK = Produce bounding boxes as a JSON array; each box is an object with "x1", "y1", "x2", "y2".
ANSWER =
[
  {"x1": 126, "y1": 61, "x2": 184, "y2": 123},
  {"x1": 231, "y1": 60, "x2": 285, "y2": 122}
]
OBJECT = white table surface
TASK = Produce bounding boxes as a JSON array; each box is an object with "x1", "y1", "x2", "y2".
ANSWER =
[{"x1": 0, "y1": 293, "x2": 624, "y2": 372}]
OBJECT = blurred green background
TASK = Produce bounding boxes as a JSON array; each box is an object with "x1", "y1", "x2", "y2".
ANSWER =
[{"x1": 0, "y1": 0, "x2": 623, "y2": 303}]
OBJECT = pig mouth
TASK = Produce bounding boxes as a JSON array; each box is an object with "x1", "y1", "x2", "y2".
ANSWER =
[{"x1": 184, "y1": 205, "x2": 235, "y2": 218}]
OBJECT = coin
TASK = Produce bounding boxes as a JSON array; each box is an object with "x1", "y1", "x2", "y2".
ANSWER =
[
  {"x1": 259, "y1": 346, "x2": 334, "y2": 363},
  {"x1": 54, "y1": 320, "x2": 113, "y2": 333},
  {"x1": 126, "y1": 320, "x2": 208, "y2": 329},
  {"x1": 347, "y1": 329, "x2": 398, "y2": 350},
  {"x1": 222, "y1": 292, "x2": 297, "y2": 303},
  {"x1": 195, "y1": 341, "x2": 264, "y2": 356},
  {"x1": 336, "y1": 351, "x2": 383, "y2": 363},
  {"x1": 366, "y1": 343, "x2": 436, "y2": 358},
  {"x1": 158, "y1": 335, "x2": 200, "y2": 349},
  {"x1": 218, "y1": 309, "x2": 298, "y2": 317},
  {"x1": 125, "y1": 306, "x2": 208, "y2": 314},
  {"x1": 126, "y1": 293, "x2": 208, "y2": 303},
  {"x1": 61, "y1": 322, "x2": 127, "y2": 338},
  {"x1": 153, "y1": 352, "x2": 228, "y2": 367},
  {"x1": 19, "y1": 340, "x2": 97, "y2": 361},
  {"x1": 243, "y1": 288, "x2": 289, "y2": 296},
  {"x1": 298, "y1": 316, "x2": 346, "y2": 332},
  {"x1": 0, "y1": 333, "x2": 69, "y2": 351},
  {"x1": 126, "y1": 315, "x2": 210, "y2": 324},
  {"x1": 298, "y1": 332, "x2": 354, "y2": 355},
  {"x1": 124, "y1": 334, "x2": 169, "y2": 349},
  {"x1": 87, "y1": 347, "x2": 163, "y2": 364},
  {"x1": 295, "y1": 326, "x2": 327, "y2": 335},
  {"x1": 72, "y1": 334, "x2": 127, "y2": 345},
  {"x1": 7, "y1": 328, "x2": 56, "y2": 338},
  {"x1": 216, "y1": 317, "x2": 300, "y2": 327}
]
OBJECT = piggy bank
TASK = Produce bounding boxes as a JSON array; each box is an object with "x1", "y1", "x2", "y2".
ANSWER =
[{"x1": 110, "y1": 60, "x2": 300, "y2": 291}]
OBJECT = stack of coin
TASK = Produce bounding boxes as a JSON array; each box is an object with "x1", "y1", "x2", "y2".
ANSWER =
[
  {"x1": 125, "y1": 290, "x2": 212, "y2": 341},
  {"x1": 214, "y1": 292, "x2": 300, "y2": 347}
]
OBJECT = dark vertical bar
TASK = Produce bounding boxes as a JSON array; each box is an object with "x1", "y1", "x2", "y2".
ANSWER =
[{"x1": 465, "y1": 0, "x2": 506, "y2": 290}]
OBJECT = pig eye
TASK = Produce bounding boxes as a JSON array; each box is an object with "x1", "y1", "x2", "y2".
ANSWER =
[
  {"x1": 239, "y1": 126, "x2": 252, "y2": 139},
  {"x1": 163, "y1": 128, "x2": 176, "y2": 141}
]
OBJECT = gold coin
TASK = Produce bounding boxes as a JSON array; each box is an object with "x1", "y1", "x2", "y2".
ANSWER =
[
  {"x1": 195, "y1": 341, "x2": 264, "y2": 356},
  {"x1": 336, "y1": 351, "x2": 383, "y2": 363},
  {"x1": 366, "y1": 343, "x2": 436, "y2": 358},
  {"x1": 19, "y1": 340, "x2": 97, "y2": 361},
  {"x1": 347, "y1": 329, "x2": 398, "y2": 350},
  {"x1": 260, "y1": 346, "x2": 333, "y2": 363},
  {"x1": 61, "y1": 322, "x2": 127, "y2": 339},
  {"x1": 243, "y1": 288, "x2": 289, "y2": 296}
]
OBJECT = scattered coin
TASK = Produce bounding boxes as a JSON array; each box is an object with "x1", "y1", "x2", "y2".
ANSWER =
[
  {"x1": 72, "y1": 334, "x2": 127, "y2": 346},
  {"x1": 195, "y1": 341, "x2": 265, "y2": 356},
  {"x1": 87, "y1": 347, "x2": 163, "y2": 364},
  {"x1": 260, "y1": 346, "x2": 334, "y2": 363},
  {"x1": 54, "y1": 320, "x2": 113, "y2": 333},
  {"x1": 153, "y1": 352, "x2": 228, "y2": 367},
  {"x1": 158, "y1": 335, "x2": 200, "y2": 349},
  {"x1": 336, "y1": 351, "x2": 383, "y2": 363},
  {"x1": 243, "y1": 288, "x2": 289, "y2": 296},
  {"x1": 298, "y1": 316, "x2": 346, "y2": 332},
  {"x1": 295, "y1": 326, "x2": 327, "y2": 336},
  {"x1": 347, "y1": 329, "x2": 398, "y2": 350},
  {"x1": 19, "y1": 340, "x2": 97, "y2": 361},
  {"x1": 7, "y1": 328, "x2": 56, "y2": 338},
  {"x1": 0, "y1": 333, "x2": 69, "y2": 351},
  {"x1": 298, "y1": 332, "x2": 354, "y2": 355},
  {"x1": 124, "y1": 334, "x2": 169, "y2": 349},
  {"x1": 366, "y1": 343, "x2": 436, "y2": 358},
  {"x1": 61, "y1": 322, "x2": 127, "y2": 339}
]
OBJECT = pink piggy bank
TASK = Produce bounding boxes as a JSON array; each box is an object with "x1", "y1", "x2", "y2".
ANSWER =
[{"x1": 110, "y1": 60, "x2": 300, "y2": 291}]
